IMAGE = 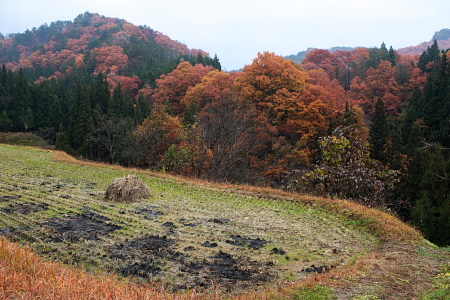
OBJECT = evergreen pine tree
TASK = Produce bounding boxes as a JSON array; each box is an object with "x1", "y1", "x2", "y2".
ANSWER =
[
  {"x1": 22, "y1": 106, "x2": 34, "y2": 132},
  {"x1": 0, "y1": 65, "x2": 6, "y2": 86},
  {"x1": 108, "y1": 83, "x2": 132, "y2": 118},
  {"x1": 0, "y1": 110, "x2": 12, "y2": 132},
  {"x1": 212, "y1": 54, "x2": 221, "y2": 71},
  {"x1": 196, "y1": 53, "x2": 204, "y2": 65},
  {"x1": 369, "y1": 98, "x2": 389, "y2": 163},
  {"x1": 343, "y1": 101, "x2": 357, "y2": 126},
  {"x1": 134, "y1": 93, "x2": 151, "y2": 125},
  {"x1": 388, "y1": 46, "x2": 396, "y2": 66},
  {"x1": 410, "y1": 146, "x2": 450, "y2": 246},
  {"x1": 91, "y1": 73, "x2": 110, "y2": 113},
  {"x1": 410, "y1": 120, "x2": 424, "y2": 145},
  {"x1": 69, "y1": 81, "x2": 94, "y2": 153},
  {"x1": 55, "y1": 122, "x2": 72, "y2": 153},
  {"x1": 418, "y1": 40, "x2": 441, "y2": 72},
  {"x1": 33, "y1": 81, "x2": 54, "y2": 129},
  {"x1": 380, "y1": 42, "x2": 389, "y2": 61},
  {"x1": 50, "y1": 95, "x2": 63, "y2": 129},
  {"x1": 8, "y1": 69, "x2": 31, "y2": 130}
]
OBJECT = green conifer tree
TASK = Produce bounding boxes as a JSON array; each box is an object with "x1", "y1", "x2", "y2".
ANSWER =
[
  {"x1": 50, "y1": 95, "x2": 63, "y2": 129},
  {"x1": 109, "y1": 83, "x2": 133, "y2": 118},
  {"x1": 0, "y1": 110, "x2": 12, "y2": 132},
  {"x1": 410, "y1": 146, "x2": 450, "y2": 246},
  {"x1": 22, "y1": 106, "x2": 34, "y2": 132},
  {"x1": 134, "y1": 93, "x2": 151, "y2": 125},
  {"x1": 343, "y1": 101, "x2": 357, "y2": 126},
  {"x1": 388, "y1": 46, "x2": 396, "y2": 66},
  {"x1": 212, "y1": 54, "x2": 222, "y2": 71},
  {"x1": 418, "y1": 40, "x2": 441, "y2": 72},
  {"x1": 69, "y1": 81, "x2": 94, "y2": 153},
  {"x1": 91, "y1": 73, "x2": 110, "y2": 113},
  {"x1": 55, "y1": 122, "x2": 72, "y2": 153},
  {"x1": 369, "y1": 98, "x2": 389, "y2": 163},
  {"x1": 380, "y1": 42, "x2": 389, "y2": 61}
]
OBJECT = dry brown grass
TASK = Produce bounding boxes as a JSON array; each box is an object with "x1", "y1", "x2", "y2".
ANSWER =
[
  {"x1": 0, "y1": 236, "x2": 266, "y2": 300},
  {"x1": 304, "y1": 195, "x2": 424, "y2": 242},
  {"x1": 0, "y1": 236, "x2": 162, "y2": 300}
]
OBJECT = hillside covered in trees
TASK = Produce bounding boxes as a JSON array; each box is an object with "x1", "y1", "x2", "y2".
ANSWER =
[{"x1": 1, "y1": 13, "x2": 450, "y2": 247}]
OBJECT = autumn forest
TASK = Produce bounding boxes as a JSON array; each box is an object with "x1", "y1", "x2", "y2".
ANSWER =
[{"x1": 1, "y1": 12, "x2": 450, "y2": 246}]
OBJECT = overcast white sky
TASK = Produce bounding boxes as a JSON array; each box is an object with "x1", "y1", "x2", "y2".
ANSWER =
[{"x1": 1, "y1": 0, "x2": 449, "y2": 70}]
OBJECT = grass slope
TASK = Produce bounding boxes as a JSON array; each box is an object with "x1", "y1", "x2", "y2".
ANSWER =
[{"x1": 0, "y1": 144, "x2": 448, "y2": 299}]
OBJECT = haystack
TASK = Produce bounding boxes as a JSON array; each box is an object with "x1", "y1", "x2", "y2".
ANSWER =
[{"x1": 105, "y1": 175, "x2": 152, "y2": 203}]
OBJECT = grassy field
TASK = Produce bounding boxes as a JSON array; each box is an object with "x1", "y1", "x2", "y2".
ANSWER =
[{"x1": 0, "y1": 143, "x2": 449, "y2": 299}]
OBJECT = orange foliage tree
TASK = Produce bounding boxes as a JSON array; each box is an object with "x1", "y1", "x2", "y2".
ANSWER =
[
  {"x1": 107, "y1": 75, "x2": 142, "y2": 99},
  {"x1": 152, "y1": 61, "x2": 216, "y2": 116},
  {"x1": 93, "y1": 45, "x2": 129, "y2": 75},
  {"x1": 348, "y1": 60, "x2": 403, "y2": 115},
  {"x1": 133, "y1": 105, "x2": 183, "y2": 168},
  {"x1": 182, "y1": 70, "x2": 239, "y2": 123},
  {"x1": 236, "y1": 52, "x2": 330, "y2": 181},
  {"x1": 238, "y1": 52, "x2": 306, "y2": 129},
  {"x1": 183, "y1": 70, "x2": 257, "y2": 181}
]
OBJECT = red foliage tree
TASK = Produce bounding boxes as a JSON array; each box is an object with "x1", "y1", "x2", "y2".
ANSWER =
[
  {"x1": 348, "y1": 60, "x2": 403, "y2": 115},
  {"x1": 182, "y1": 70, "x2": 239, "y2": 119},
  {"x1": 133, "y1": 105, "x2": 183, "y2": 168},
  {"x1": 152, "y1": 61, "x2": 216, "y2": 116},
  {"x1": 107, "y1": 75, "x2": 142, "y2": 99},
  {"x1": 94, "y1": 46, "x2": 129, "y2": 75}
]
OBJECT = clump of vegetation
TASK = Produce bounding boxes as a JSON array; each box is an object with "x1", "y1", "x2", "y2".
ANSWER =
[
  {"x1": 0, "y1": 132, "x2": 49, "y2": 148},
  {"x1": 105, "y1": 175, "x2": 152, "y2": 203},
  {"x1": 288, "y1": 285, "x2": 336, "y2": 300},
  {"x1": 422, "y1": 266, "x2": 450, "y2": 300},
  {"x1": 291, "y1": 126, "x2": 399, "y2": 207}
]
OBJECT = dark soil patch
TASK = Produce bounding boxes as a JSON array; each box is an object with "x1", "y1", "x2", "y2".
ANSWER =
[
  {"x1": 0, "y1": 227, "x2": 25, "y2": 241},
  {"x1": 184, "y1": 246, "x2": 195, "y2": 251},
  {"x1": 135, "y1": 206, "x2": 163, "y2": 220},
  {"x1": 208, "y1": 218, "x2": 231, "y2": 224},
  {"x1": 270, "y1": 247, "x2": 287, "y2": 255},
  {"x1": 46, "y1": 183, "x2": 68, "y2": 193},
  {"x1": 52, "y1": 184, "x2": 66, "y2": 189},
  {"x1": 226, "y1": 235, "x2": 268, "y2": 250},
  {"x1": 43, "y1": 211, "x2": 121, "y2": 242},
  {"x1": 119, "y1": 262, "x2": 162, "y2": 278},
  {"x1": 1, "y1": 202, "x2": 49, "y2": 215},
  {"x1": 182, "y1": 250, "x2": 269, "y2": 290},
  {"x1": 302, "y1": 264, "x2": 331, "y2": 273},
  {"x1": 201, "y1": 241, "x2": 218, "y2": 248},
  {"x1": 0, "y1": 226, "x2": 37, "y2": 243},
  {"x1": 108, "y1": 235, "x2": 179, "y2": 278},
  {"x1": 0, "y1": 195, "x2": 19, "y2": 202},
  {"x1": 107, "y1": 235, "x2": 269, "y2": 291},
  {"x1": 161, "y1": 221, "x2": 177, "y2": 234},
  {"x1": 179, "y1": 218, "x2": 196, "y2": 227},
  {"x1": 161, "y1": 221, "x2": 177, "y2": 229}
]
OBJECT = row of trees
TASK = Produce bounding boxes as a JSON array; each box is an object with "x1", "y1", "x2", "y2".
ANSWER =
[{"x1": 1, "y1": 42, "x2": 449, "y2": 245}]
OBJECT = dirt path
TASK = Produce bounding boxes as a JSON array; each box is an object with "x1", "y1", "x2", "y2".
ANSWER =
[{"x1": 327, "y1": 241, "x2": 449, "y2": 299}]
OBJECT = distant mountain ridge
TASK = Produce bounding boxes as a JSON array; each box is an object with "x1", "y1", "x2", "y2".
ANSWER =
[
  {"x1": 286, "y1": 28, "x2": 450, "y2": 63},
  {"x1": 397, "y1": 28, "x2": 450, "y2": 56},
  {"x1": 285, "y1": 46, "x2": 357, "y2": 64}
]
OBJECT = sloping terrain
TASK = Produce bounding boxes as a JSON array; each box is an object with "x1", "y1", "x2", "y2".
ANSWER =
[{"x1": 0, "y1": 144, "x2": 448, "y2": 299}]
